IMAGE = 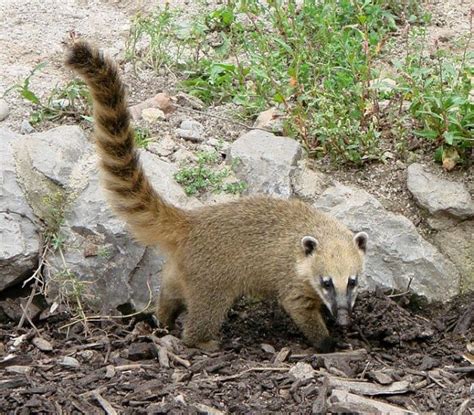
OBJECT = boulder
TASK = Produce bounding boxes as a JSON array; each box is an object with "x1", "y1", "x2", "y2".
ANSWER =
[
  {"x1": 45, "y1": 148, "x2": 200, "y2": 312},
  {"x1": 313, "y1": 183, "x2": 460, "y2": 301},
  {"x1": 407, "y1": 163, "x2": 474, "y2": 224},
  {"x1": 228, "y1": 130, "x2": 302, "y2": 198},
  {"x1": 433, "y1": 221, "x2": 474, "y2": 293},
  {"x1": 0, "y1": 129, "x2": 40, "y2": 291}
]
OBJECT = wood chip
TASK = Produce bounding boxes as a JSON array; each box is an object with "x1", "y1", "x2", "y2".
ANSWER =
[
  {"x1": 32, "y1": 337, "x2": 53, "y2": 352},
  {"x1": 274, "y1": 347, "x2": 291, "y2": 364},
  {"x1": 312, "y1": 376, "x2": 330, "y2": 413},
  {"x1": 261, "y1": 343, "x2": 276, "y2": 354},
  {"x1": 193, "y1": 402, "x2": 225, "y2": 414},
  {"x1": 0, "y1": 377, "x2": 28, "y2": 390},
  {"x1": 369, "y1": 370, "x2": 394, "y2": 385},
  {"x1": 6, "y1": 365, "x2": 32, "y2": 375},
  {"x1": 328, "y1": 389, "x2": 418, "y2": 414},
  {"x1": 158, "y1": 346, "x2": 170, "y2": 368},
  {"x1": 327, "y1": 376, "x2": 410, "y2": 396},
  {"x1": 59, "y1": 356, "x2": 80, "y2": 368},
  {"x1": 92, "y1": 390, "x2": 117, "y2": 415}
]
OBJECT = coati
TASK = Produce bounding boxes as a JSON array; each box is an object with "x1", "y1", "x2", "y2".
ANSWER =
[{"x1": 66, "y1": 40, "x2": 368, "y2": 352}]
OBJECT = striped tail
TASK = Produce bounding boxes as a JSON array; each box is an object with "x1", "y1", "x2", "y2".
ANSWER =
[{"x1": 65, "y1": 40, "x2": 189, "y2": 250}]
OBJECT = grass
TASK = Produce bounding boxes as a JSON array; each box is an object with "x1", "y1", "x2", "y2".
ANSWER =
[
  {"x1": 128, "y1": 0, "x2": 473, "y2": 166},
  {"x1": 174, "y1": 150, "x2": 246, "y2": 196},
  {"x1": 4, "y1": 62, "x2": 92, "y2": 125},
  {"x1": 134, "y1": 126, "x2": 152, "y2": 148}
]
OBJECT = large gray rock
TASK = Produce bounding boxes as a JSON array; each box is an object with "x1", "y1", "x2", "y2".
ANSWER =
[
  {"x1": 433, "y1": 221, "x2": 474, "y2": 293},
  {"x1": 229, "y1": 130, "x2": 303, "y2": 198},
  {"x1": 407, "y1": 163, "x2": 474, "y2": 222},
  {"x1": 0, "y1": 128, "x2": 40, "y2": 291},
  {"x1": 46, "y1": 149, "x2": 200, "y2": 312},
  {"x1": 313, "y1": 183, "x2": 460, "y2": 301},
  {"x1": 21, "y1": 125, "x2": 91, "y2": 187}
]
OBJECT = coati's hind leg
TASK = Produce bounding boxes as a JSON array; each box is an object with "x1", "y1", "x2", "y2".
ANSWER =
[
  {"x1": 156, "y1": 263, "x2": 186, "y2": 329},
  {"x1": 182, "y1": 289, "x2": 235, "y2": 352},
  {"x1": 280, "y1": 293, "x2": 336, "y2": 353}
]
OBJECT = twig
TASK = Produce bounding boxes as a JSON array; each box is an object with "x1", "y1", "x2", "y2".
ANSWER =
[
  {"x1": 208, "y1": 366, "x2": 291, "y2": 383},
  {"x1": 148, "y1": 334, "x2": 190, "y2": 368},
  {"x1": 388, "y1": 277, "x2": 413, "y2": 298},
  {"x1": 19, "y1": 304, "x2": 40, "y2": 336},
  {"x1": 177, "y1": 104, "x2": 271, "y2": 133},
  {"x1": 58, "y1": 280, "x2": 153, "y2": 331}
]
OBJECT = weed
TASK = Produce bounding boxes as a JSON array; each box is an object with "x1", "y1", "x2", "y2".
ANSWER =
[
  {"x1": 128, "y1": 1, "x2": 472, "y2": 164},
  {"x1": 134, "y1": 126, "x2": 152, "y2": 148},
  {"x1": 4, "y1": 62, "x2": 91, "y2": 124},
  {"x1": 174, "y1": 150, "x2": 246, "y2": 196},
  {"x1": 42, "y1": 191, "x2": 67, "y2": 238}
]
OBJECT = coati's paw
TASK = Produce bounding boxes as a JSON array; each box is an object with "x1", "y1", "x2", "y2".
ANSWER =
[
  {"x1": 183, "y1": 337, "x2": 221, "y2": 352},
  {"x1": 195, "y1": 339, "x2": 220, "y2": 352},
  {"x1": 314, "y1": 336, "x2": 338, "y2": 353}
]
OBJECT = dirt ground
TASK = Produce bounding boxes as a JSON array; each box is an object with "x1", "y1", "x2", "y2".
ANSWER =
[{"x1": 0, "y1": 291, "x2": 473, "y2": 413}]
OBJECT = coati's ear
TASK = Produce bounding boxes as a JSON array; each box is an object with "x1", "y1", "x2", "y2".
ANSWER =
[
  {"x1": 353, "y1": 232, "x2": 368, "y2": 253},
  {"x1": 301, "y1": 236, "x2": 318, "y2": 256}
]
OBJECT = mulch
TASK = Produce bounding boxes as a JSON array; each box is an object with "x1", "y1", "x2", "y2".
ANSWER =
[{"x1": 0, "y1": 290, "x2": 473, "y2": 414}]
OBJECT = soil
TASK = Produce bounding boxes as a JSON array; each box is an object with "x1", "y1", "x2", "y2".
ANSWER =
[{"x1": 0, "y1": 291, "x2": 473, "y2": 413}]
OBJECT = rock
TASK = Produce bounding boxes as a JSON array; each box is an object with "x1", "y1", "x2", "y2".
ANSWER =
[
  {"x1": 20, "y1": 120, "x2": 34, "y2": 134},
  {"x1": 175, "y1": 92, "x2": 205, "y2": 110},
  {"x1": 172, "y1": 148, "x2": 198, "y2": 164},
  {"x1": 253, "y1": 107, "x2": 284, "y2": 133},
  {"x1": 45, "y1": 149, "x2": 200, "y2": 312},
  {"x1": 0, "y1": 99, "x2": 10, "y2": 121},
  {"x1": 142, "y1": 107, "x2": 165, "y2": 123},
  {"x1": 32, "y1": 337, "x2": 53, "y2": 352},
  {"x1": 129, "y1": 93, "x2": 175, "y2": 121},
  {"x1": 291, "y1": 161, "x2": 329, "y2": 202},
  {"x1": 17, "y1": 125, "x2": 90, "y2": 188},
  {"x1": 407, "y1": 163, "x2": 474, "y2": 223},
  {"x1": 176, "y1": 119, "x2": 204, "y2": 142},
  {"x1": 228, "y1": 130, "x2": 303, "y2": 198},
  {"x1": 433, "y1": 221, "x2": 474, "y2": 292},
  {"x1": 313, "y1": 183, "x2": 460, "y2": 301},
  {"x1": 147, "y1": 136, "x2": 177, "y2": 157},
  {"x1": 289, "y1": 362, "x2": 315, "y2": 381},
  {"x1": 0, "y1": 129, "x2": 40, "y2": 291}
]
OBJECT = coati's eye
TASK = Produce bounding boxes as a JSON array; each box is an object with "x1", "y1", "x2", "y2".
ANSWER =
[
  {"x1": 321, "y1": 277, "x2": 333, "y2": 290},
  {"x1": 348, "y1": 276, "x2": 358, "y2": 288}
]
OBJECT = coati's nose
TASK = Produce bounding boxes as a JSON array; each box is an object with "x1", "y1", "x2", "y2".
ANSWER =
[{"x1": 336, "y1": 308, "x2": 350, "y2": 327}]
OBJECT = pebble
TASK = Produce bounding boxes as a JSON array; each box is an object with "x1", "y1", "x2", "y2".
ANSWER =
[
  {"x1": 177, "y1": 119, "x2": 204, "y2": 142},
  {"x1": 142, "y1": 107, "x2": 165, "y2": 123},
  {"x1": 0, "y1": 99, "x2": 10, "y2": 121},
  {"x1": 20, "y1": 120, "x2": 34, "y2": 134}
]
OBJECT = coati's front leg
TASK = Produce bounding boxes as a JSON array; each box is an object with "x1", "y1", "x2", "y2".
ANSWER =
[{"x1": 280, "y1": 292, "x2": 336, "y2": 353}]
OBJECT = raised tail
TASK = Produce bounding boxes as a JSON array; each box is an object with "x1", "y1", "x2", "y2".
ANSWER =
[{"x1": 65, "y1": 40, "x2": 189, "y2": 250}]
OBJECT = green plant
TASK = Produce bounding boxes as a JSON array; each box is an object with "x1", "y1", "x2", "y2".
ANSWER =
[
  {"x1": 4, "y1": 62, "x2": 91, "y2": 124},
  {"x1": 134, "y1": 126, "x2": 152, "y2": 148},
  {"x1": 174, "y1": 150, "x2": 246, "y2": 196},
  {"x1": 390, "y1": 17, "x2": 473, "y2": 164}
]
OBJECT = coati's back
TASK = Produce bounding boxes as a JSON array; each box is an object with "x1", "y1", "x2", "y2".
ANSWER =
[
  {"x1": 66, "y1": 39, "x2": 368, "y2": 352},
  {"x1": 181, "y1": 196, "x2": 362, "y2": 297}
]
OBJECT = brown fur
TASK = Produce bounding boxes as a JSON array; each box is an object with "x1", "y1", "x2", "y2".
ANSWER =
[{"x1": 66, "y1": 40, "x2": 367, "y2": 352}]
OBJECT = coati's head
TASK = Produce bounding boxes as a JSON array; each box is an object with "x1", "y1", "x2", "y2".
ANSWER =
[{"x1": 297, "y1": 231, "x2": 368, "y2": 327}]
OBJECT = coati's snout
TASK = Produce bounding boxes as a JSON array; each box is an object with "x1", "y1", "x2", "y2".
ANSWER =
[{"x1": 320, "y1": 274, "x2": 358, "y2": 327}]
